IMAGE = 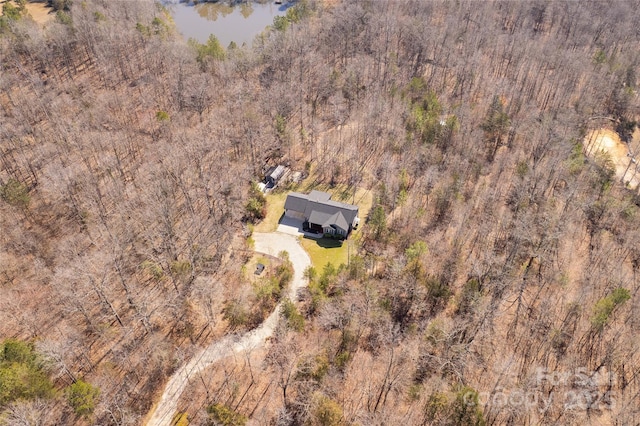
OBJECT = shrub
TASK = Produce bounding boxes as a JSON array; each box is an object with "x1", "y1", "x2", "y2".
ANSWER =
[
  {"x1": 49, "y1": 0, "x2": 71, "y2": 11},
  {"x1": 55, "y1": 10, "x2": 72, "y2": 25},
  {"x1": 207, "y1": 403, "x2": 246, "y2": 426},
  {"x1": 455, "y1": 278, "x2": 481, "y2": 317},
  {"x1": 222, "y1": 300, "x2": 248, "y2": 329},
  {"x1": 425, "y1": 275, "x2": 452, "y2": 314},
  {"x1": 141, "y1": 260, "x2": 164, "y2": 280},
  {"x1": 424, "y1": 391, "x2": 449, "y2": 420},
  {"x1": 591, "y1": 287, "x2": 630, "y2": 331},
  {"x1": 347, "y1": 255, "x2": 365, "y2": 280},
  {"x1": 593, "y1": 49, "x2": 607, "y2": 65},
  {"x1": 156, "y1": 110, "x2": 170, "y2": 121},
  {"x1": 245, "y1": 182, "x2": 266, "y2": 222},
  {"x1": 66, "y1": 379, "x2": 100, "y2": 417},
  {"x1": 281, "y1": 299, "x2": 305, "y2": 332},
  {"x1": 311, "y1": 354, "x2": 329, "y2": 382},
  {"x1": 189, "y1": 34, "x2": 226, "y2": 64},
  {"x1": 0, "y1": 179, "x2": 30, "y2": 208},
  {"x1": 369, "y1": 204, "x2": 387, "y2": 241},
  {"x1": 405, "y1": 241, "x2": 428, "y2": 262},
  {"x1": 312, "y1": 395, "x2": 343, "y2": 426},
  {"x1": 0, "y1": 339, "x2": 54, "y2": 407},
  {"x1": 273, "y1": 15, "x2": 289, "y2": 31},
  {"x1": 451, "y1": 386, "x2": 485, "y2": 426},
  {"x1": 1, "y1": 2, "x2": 22, "y2": 21},
  {"x1": 170, "y1": 260, "x2": 192, "y2": 278},
  {"x1": 275, "y1": 262, "x2": 293, "y2": 292}
]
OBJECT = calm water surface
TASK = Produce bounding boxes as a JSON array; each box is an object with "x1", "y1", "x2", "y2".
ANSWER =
[{"x1": 164, "y1": 1, "x2": 291, "y2": 47}]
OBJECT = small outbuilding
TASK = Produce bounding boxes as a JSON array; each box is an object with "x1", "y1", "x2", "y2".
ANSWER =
[{"x1": 265, "y1": 165, "x2": 286, "y2": 189}]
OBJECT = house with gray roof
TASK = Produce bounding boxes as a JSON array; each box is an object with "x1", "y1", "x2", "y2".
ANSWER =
[{"x1": 284, "y1": 190, "x2": 359, "y2": 237}]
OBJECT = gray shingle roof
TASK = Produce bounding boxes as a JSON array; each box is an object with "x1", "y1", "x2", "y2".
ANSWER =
[
  {"x1": 308, "y1": 190, "x2": 331, "y2": 202},
  {"x1": 284, "y1": 192, "x2": 309, "y2": 213},
  {"x1": 329, "y1": 212, "x2": 349, "y2": 232},
  {"x1": 285, "y1": 191, "x2": 359, "y2": 232},
  {"x1": 308, "y1": 210, "x2": 349, "y2": 233}
]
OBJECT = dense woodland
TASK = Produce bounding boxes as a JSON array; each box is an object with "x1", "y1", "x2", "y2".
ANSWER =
[{"x1": 1, "y1": 0, "x2": 640, "y2": 424}]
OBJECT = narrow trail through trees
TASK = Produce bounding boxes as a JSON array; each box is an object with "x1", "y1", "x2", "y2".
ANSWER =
[{"x1": 145, "y1": 232, "x2": 311, "y2": 426}]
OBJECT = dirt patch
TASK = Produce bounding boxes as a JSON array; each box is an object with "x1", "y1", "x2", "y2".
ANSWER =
[
  {"x1": 25, "y1": 1, "x2": 54, "y2": 25},
  {"x1": 584, "y1": 128, "x2": 640, "y2": 190},
  {"x1": 1, "y1": 1, "x2": 54, "y2": 25}
]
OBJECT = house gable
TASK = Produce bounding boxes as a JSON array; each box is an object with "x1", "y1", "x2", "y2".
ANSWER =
[{"x1": 284, "y1": 191, "x2": 359, "y2": 235}]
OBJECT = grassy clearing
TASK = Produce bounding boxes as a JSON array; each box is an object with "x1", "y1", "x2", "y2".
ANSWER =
[
  {"x1": 253, "y1": 163, "x2": 373, "y2": 235},
  {"x1": 253, "y1": 191, "x2": 288, "y2": 233},
  {"x1": 301, "y1": 237, "x2": 350, "y2": 270},
  {"x1": 243, "y1": 254, "x2": 272, "y2": 281},
  {"x1": 351, "y1": 187, "x2": 373, "y2": 224},
  {"x1": 253, "y1": 169, "x2": 371, "y2": 271}
]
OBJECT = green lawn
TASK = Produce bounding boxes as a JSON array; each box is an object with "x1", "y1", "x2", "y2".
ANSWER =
[
  {"x1": 300, "y1": 237, "x2": 351, "y2": 270},
  {"x1": 253, "y1": 191, "x2": 288, "y2": 233}
]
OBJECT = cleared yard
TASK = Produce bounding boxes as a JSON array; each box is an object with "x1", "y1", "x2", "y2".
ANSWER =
[
  {"x1": 253, "y1": 191, "x2": 288, "y2": 233},
  {"x1": 300, "y1": 237, "x2": 350, "y2": 270},
  {"x1": 351, "y1": 187, "x2": 373, "y2": 222},
  {"x1": 254, "y1": 186, "x2": 372, "y2": 234},
  {"x1": 243, "y1": 254, "x2": 274, "y2": 281},
  {"x1": 253, "y1": 171, "x2": 372, "y2": 270}
]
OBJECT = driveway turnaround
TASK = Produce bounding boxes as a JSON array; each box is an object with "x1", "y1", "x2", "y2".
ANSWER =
[
  {"x1": 277, "y1": 216, "x2": 322, "y2": 239},
  {"x1": 145, "y1": 232, "x2": 310, "y2": 426}
]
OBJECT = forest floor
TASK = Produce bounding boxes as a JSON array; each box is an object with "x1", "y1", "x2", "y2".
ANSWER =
[
  {"x1": 144, "y1": 232, "x2": 311, "y2": 426},
  {"x1": 585, "y1": 128, "x2": 640, "y2": 190}
]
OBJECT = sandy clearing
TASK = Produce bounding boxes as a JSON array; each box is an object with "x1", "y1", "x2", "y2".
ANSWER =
[
  {"x1": 584, "y1": 128, "x2": 640, "y2": 190},
  {"x1": 145, "y1": 232, "x2": 311, "y2": 426},
  {"x1": 25, "y1": 1, "x2": 54, "y2": 25},
  {"x1": 1, "y1": 1, "x2": 54, "y2": 25}
]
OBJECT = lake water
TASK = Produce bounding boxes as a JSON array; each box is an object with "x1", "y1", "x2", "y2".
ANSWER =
[{"x1": 163, "y1": 0, "x2": 291, "y2": 47}]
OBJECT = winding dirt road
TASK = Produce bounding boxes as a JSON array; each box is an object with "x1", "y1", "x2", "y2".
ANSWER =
[{"x1": 145, "y1": 232, "x2": 310, "y2": 426}]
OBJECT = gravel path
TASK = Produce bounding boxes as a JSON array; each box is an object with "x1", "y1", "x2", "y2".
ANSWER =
[{"x1": 145, "y1": 232, "x2": 310, "y2": 426}]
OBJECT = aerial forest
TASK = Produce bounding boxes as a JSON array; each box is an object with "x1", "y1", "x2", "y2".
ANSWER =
[{"x1": 1, "y1": 0, "x2": 639, "y2": 424}]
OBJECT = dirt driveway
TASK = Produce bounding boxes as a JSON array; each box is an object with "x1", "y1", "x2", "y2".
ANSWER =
[{"x1": 145, "y1": 232, "x2": 310, "y2": 426}]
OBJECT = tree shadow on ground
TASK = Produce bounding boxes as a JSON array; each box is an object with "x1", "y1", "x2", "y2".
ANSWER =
[{"x1": 304, "y1": 237, "x2": 343, "y2": 248}]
